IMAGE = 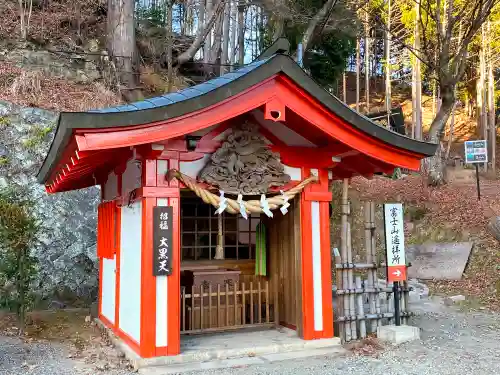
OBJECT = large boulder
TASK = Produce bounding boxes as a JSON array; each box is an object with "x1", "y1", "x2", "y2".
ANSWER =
[
  {"x1": 488, "y1": 216, "x2": 500, "y2": 242},
  {"x1": 0, "y1": 100, "x2": 99, "y2": 305}
]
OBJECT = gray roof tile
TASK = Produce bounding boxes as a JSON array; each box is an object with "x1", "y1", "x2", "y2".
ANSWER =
[{"x1": 88, "y1": 57, "x2": 273, "y2": 114}]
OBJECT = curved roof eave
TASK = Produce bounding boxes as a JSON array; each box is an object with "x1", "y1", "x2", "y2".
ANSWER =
[{"x1": 37, "y1": 54, "x2": 437, "y2": 184}]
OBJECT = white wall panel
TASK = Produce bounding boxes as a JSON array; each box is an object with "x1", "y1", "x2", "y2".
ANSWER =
[
  {"x1": 119, "y1": 202, "x2": 142, "y2": 342},
  {"x1": 155, "y1": 198, "x2": 169, "y2": 347},
  {"x1": 311, "y1": 201, "x2": 323, "y2": 331}
]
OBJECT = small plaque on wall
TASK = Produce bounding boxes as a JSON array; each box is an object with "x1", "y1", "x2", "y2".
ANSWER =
[{"x1": 153, "y1": 206, "x2": 173, "y2": 276}]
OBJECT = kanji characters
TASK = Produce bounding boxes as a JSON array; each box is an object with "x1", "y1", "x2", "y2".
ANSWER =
[
  {"x1": 158, "y1": 259, "x2": 169, "y2": 272},
  {"x1": 159, "y1": 237, "x2": 168, "y2": 247}
]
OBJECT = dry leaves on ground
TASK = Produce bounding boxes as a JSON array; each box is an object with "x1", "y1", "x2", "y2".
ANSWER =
[
  {"x1": 351, "y1": 174, "x2": 500, "y2": 311},
  {"x1": 0, "y1": 62, "x2": 121, "y2": 112}
]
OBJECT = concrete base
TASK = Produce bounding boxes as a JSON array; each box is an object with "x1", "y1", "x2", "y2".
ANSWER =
[
  {"x1": 96, "y1": 320, "x2": 344, "y2": 373},
  {"x1": 377, "y1": 325, "x2": 420, "y2": 345}
]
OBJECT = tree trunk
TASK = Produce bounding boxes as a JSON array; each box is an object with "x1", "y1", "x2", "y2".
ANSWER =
[
  {"x1": 384, "y1": 0, "x2": 391, "y2": 126},
  {"x1": 107, "y1": 0, "x2": 141, "y2": 101},
  {"x1": 237, "y1": 1, "x2": 245, "y2": 65},
  {"x1": 271, "y1": 15, "x2": 284, "y2": 41},
  {"x1": 204, "y1": 0, "x2": 212, "y2": 63},
  {"x1": 355, "y1": 38, "x2": 360, "y2": 112},
  {"x1": 220, "y1": 0, "x2": 231, "y2": 75},
  {"x1": 230, "y1": 0, "x2": 237, "y2": 67},
  {"x1": 177, "y1": 0, "x2": 226, "y2": 66},
  {"x1": 300, "y1": 0, "x2": 337, "y2": 53},
  {"x1": 210, "y1": 12, "x2": 223, "y2": 63},
  {"x1": 487, "y1": 20, "x2": 495, "y2": 174},
  {"x1": 445, "y1": 100, "x2": 456, "y2": 159},
  {"x1": 414, "y1": 0, "x2": 422, "y2": 139},
  {"x1": 342, "y1": 72, "x2": 347, "y2": 103},
  {"x1": 425, "y1": 85, "x2": 456, "y2": 185},
  {"x1": 166, "y1": 0, "x2": 174, "y2": 92},
  {"x1": 199, "y1": 0, "x2": 206, "y2": 58},
  {"x1": 364, "y1": 10, "x2": 370, "y2": 113},
  {"x1": 480, "y1": 24, "x2": 487, "y2": 171}
]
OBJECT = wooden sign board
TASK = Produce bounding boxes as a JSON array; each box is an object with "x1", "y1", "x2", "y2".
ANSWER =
[
  {"x1": 383, "y1": 203, "x2": 406, "y2": 282},
  {"x1": 153, "y1": 206, "x2": 173, "y2": 276}
]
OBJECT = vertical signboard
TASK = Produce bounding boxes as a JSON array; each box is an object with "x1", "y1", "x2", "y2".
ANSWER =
[
  {"x1": 153, "y1": 206, "x2": 173, "y2": 276},
  {"x1": 464, "y1": 140, "x2": 487, "y2": 200},
  {"x1": 383, "y1": 203, "x2": 406, "y2": 283}
]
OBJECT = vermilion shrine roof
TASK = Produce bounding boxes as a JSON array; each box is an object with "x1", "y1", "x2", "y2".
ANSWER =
[{"x1": 37, "y1": 39, "x2": 437, "y2": 193}]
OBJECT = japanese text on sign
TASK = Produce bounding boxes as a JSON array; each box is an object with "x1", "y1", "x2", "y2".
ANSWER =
[
  {"x1": 384, "y1": 203, "x2": 406, "y2": 282},
  {"x1": 153, "y1": 206, "x2": 173, "y2": 276},
  {"x1": 464, "y1": 140, "x2": 488, "y2": 164}
]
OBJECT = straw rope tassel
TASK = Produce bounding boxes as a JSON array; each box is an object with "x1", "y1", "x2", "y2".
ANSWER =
[{"x1": 166, "y1": 169, "x2": 318, "y2": 214}]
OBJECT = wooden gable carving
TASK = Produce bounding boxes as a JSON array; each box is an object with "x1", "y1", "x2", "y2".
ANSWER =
[{"x1": 198, "y1": 122, "x2": 290, "y2": 195}]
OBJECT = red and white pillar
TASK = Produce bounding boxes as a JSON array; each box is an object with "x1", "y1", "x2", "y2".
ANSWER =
[
  {"x1": 300, "y1": 168, "x2": 334, "y2": 340},
  {"x1": 138, "y1": 153, "x2": 181, "y2": 358}
]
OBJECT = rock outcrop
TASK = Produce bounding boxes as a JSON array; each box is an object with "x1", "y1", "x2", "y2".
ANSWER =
[{"x1": 0, "y1": 100, "x2": 99, "y2": 305}]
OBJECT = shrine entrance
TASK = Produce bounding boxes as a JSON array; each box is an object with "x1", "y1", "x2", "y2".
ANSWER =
[{"x1": 178, "y1": 192, "x2": 300, "y2": 335}]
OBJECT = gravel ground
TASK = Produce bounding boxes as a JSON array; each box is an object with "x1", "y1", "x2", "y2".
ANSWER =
[{"x1": 1, "y1": 297, "x2": 500, "y2": 375}]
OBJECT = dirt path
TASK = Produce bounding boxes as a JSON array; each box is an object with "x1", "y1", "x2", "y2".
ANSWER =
[{"x1": 1, "y1": 297, "x2": 500, "y2": 375}]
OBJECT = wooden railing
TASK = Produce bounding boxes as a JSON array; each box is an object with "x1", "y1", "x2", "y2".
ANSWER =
[{"x1": 180, "y1": 281, "x2": 275, "y2": 334}]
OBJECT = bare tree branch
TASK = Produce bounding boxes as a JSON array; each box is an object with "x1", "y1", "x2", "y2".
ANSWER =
[{"x1": 177, "y1": 0, "x2": 227, "y2": 65}]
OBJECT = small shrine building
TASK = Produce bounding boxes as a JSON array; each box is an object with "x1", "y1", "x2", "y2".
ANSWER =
[{"x1": 37, "y1": 39, "x2": 437, "y2": 359}]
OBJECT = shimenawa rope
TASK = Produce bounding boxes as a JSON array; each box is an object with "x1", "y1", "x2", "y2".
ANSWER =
[{"x1": 166, "y1": 169, "x2": 318, "y2": 215}]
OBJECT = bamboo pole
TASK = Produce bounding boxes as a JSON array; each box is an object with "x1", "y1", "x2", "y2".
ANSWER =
[
  {"x1": 365, "y1": 202, "x2": 377, "y2": 332},
  {"x1": 340, "y1": 179, "x2": 350, "y2": 342},
  {"x1": 355, "y1": 276, "x2": 366, "y2": 338},
  {"x1": 334, "y1": 247, "x2": 344, "y2": 341},
  {"x1": 347, "y1": 220, "x2": 357, "y2": 340}
]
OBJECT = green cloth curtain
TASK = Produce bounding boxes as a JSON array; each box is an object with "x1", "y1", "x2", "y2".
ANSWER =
[{"x1": 255, "y1": 222, "x2": 267, "y2": 276}]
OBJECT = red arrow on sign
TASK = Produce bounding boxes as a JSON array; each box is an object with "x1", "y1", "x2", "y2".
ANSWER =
[{"x1": 387, "y1": 265, "x2": 406, "y2": 282}]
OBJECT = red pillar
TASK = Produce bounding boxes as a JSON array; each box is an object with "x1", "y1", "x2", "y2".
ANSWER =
[
  {"x1": 300, "y1": 168, "x2": 334, "y2": 340},
  {"x1": 138, "y1": 151, "x2": 181, "y2": 358}
]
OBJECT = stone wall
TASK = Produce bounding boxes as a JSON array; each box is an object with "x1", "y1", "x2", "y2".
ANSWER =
[{"x1": 0, "y1": 100, "x2": 99, "y2": 306}]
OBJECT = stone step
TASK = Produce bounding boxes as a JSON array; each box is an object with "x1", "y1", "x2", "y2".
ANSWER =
[
  {"x1": 138, "y1": 346, "x2": 346, "y2": 375},
  {"x1": 137, "y1": 336, "x2": 342, "y2": 368}
]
